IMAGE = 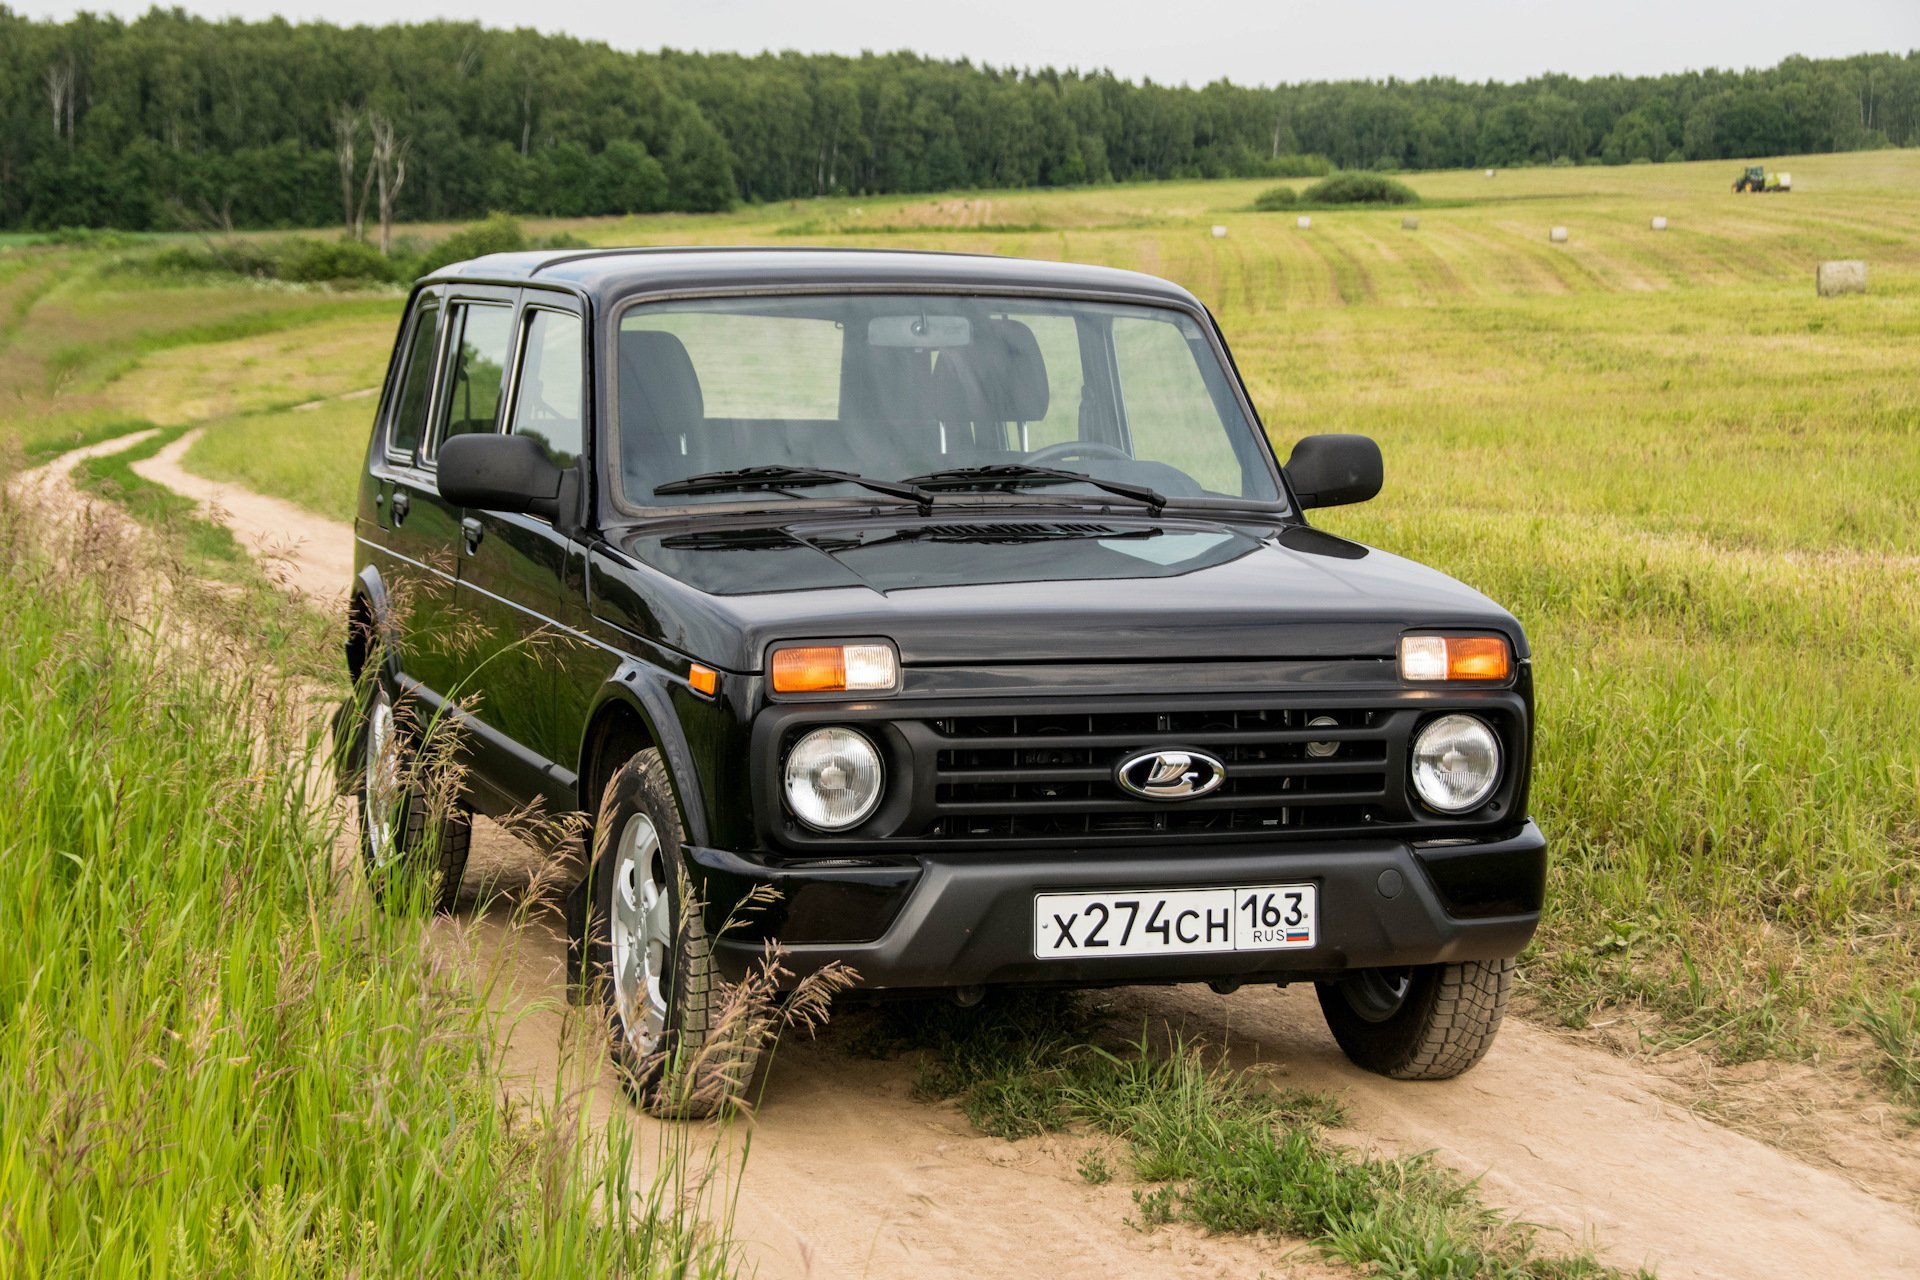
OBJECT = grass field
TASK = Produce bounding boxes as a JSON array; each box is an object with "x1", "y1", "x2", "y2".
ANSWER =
[
  {"x1": 4, "y1": 150, "x2": 1916, "y2": 1119},
  {"x1": 0, "y1": 244, "x2": 740, "y2": 1276}
]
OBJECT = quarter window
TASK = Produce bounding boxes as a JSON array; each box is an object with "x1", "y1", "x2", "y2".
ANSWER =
[
  {"x1": 387, "y1": 297, "x2": 439, "y2": 460},
  {"x1": 509, "y1": 310, "x2": 585, "y2": 467},
  {"x1": 435, "y1": 303, "x2": 516, "y2": 450}
]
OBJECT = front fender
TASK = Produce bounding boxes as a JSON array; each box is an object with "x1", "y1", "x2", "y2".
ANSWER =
[{"x1": 580, "y1": 662, "x2": 714, "y2": 848}]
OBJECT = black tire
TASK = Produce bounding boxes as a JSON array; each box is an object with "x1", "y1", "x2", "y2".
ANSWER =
[
  {"x1": 585, "y1": 749, "x2": 759, "y2": 1118},
  {"x1": 1315, "y1": 959, "x2": 1512, "y2": 1080},
  {"x1": 356, "y1": 683, "x2": 471, "y2": 915}
]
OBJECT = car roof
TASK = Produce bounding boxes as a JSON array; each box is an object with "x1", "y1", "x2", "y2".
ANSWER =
[{"x1": 423, "y1": 245, "x2": 1204, "y2": 311}]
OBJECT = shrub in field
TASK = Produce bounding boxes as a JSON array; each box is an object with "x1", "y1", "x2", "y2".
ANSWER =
[
  {"x1": 412, "y1": 211, "x2": 531, "y2": 276},
  {"x1": 410, "y1": 215, "x2": 594, "y2": 276},
  {"x1": 1252, "y1": 153, "x2": 1333, "y2": 178},
  {"x1": 273, "y1": 235, "x2": 399, "y2": 284},
  {"x1": 37, "y1": 226, "x2": 140, "y2": 249},
  {"x1": 142, "y1": 240, "x2": 279, "y2": 278},
  {"x1": 1253, "y1": 185, "x2": 1299, "y2": 211},
  {"x1": 1300, "y1": 172, "x2": 1420, "y2": 205}
]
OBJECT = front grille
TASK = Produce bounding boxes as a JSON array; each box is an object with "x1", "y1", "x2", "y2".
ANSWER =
[
  {"x1": 919, "y1": 707, "x2": 1390, "y2": 842},
  {"x1": 753, "y1": 690, "x2": 1529, "y2": 853}
]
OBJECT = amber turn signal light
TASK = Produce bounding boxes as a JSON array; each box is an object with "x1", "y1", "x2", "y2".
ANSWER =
[
  {"x1": 770, "y1": 643, "x2": 899, "y2": 695},
  {"x1": 688, "y1": 663, "x2": 719, "y2": 697},
  {"x1": 1399, "y1": 634, "x2": 1511, "y2": 682}
]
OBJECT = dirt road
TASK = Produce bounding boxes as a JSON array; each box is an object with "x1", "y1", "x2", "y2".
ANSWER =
[{"x1": 43, "y1": 430, "x2": 1920, "y2": 1280}]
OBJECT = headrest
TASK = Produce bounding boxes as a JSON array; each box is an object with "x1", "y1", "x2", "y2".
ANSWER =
[
  {"x1": 929, "y1": 319, "x2": 1050, "y2": 425},
  {"x1": 618, "y1": 329, "x2": 704, "y2": 430},
  {"x1": 982, "y1": 319, "x2": 1049, "y2": 422}
]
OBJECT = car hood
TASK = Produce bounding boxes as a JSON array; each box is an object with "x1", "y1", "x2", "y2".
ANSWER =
[{"x1": 589, "y1": 514, "x2": 1527, "y2": 671}]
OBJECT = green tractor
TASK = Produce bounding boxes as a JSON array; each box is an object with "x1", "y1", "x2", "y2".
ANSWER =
[{"x1": 1732, "y1": 165, "x2": 1792, "y2": 193}]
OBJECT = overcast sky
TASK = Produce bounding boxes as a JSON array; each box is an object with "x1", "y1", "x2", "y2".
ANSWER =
[{"x1": 23, "y1": 0, "x2": 1920, "y2": 86}]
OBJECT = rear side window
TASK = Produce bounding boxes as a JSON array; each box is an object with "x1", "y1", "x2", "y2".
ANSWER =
[
  {"x1": 510, "y1": 310, "x2": 584, "y2": 467},
  {"x1": 387, "y1": 298, "x2": 439, "y2": 460},
  {"x1": 435, "y1": 303, "x2": 516, "y2": 450}
]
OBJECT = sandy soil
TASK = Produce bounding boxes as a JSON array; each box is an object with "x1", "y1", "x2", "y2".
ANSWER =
[
  {"x1": 51, "y1": 429, "x2": 1920, "y2": 1280},
  {"x1": 129, "y1": 426, "x2": 354, "y2": 610}
]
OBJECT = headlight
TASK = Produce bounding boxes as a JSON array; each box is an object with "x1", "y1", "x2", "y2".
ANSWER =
[
  {"x1": 783, "y1": 727, "x2": 884, "y2": 830},
  {"x1": 1410, "y1": 714, "x2": 1500, "y2": 813}
]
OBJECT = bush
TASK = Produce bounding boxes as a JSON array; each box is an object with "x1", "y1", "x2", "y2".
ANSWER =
[
  {"x1": 142, "y1": 240, "x2": 278, "y2": 278},
  {"x1": 413, "y1": 211, "x2": 529, "y2": 276},
  {"x1": 1252, "y1": 153, "x2": 1333, "y2": 179},
  {"x1": 1300, "y1": 172, "x2": 1420, "y2": 206},
  {"x1": 38, "y1": 226, "x2": 140, "y2": 249},
  {"x1": 272, "y1": 236, "x2": 398, "y2": 284},
  {"x1": 1253, "y1": 185, "x2": 1299, "y2": 211}
]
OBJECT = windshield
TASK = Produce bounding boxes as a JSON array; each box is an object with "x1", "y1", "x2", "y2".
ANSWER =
[{"x1": 611, "y1": 293, "x2": 1282, "y2": 510}]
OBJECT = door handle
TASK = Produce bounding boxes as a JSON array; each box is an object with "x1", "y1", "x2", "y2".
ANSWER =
[
  {"x1": 461, "y1": 516, "x2": 484, "y2": 554},
  {"x1": 390, "y1": 489, "x2": 411, "y2": 524}
]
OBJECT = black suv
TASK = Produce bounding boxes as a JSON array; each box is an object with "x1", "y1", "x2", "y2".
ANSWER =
[{"x1": 344, "y1": 247, "x2": 1545, "y2": 1114}]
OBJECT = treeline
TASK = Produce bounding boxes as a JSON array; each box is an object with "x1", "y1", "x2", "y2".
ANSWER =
[{"x1": 2, "y1": 8, "x2": 1916, "y2": 231}]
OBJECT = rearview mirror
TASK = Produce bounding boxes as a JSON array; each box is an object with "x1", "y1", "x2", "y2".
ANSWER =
[
  {"x1": 1284, "y1": 433, "x2": 1382, "y2": 509},
  {"x1": 868, "y1": 314, "x2": 972, "y2": 348},
  {"x1": 438, "y1": 433, "x2": 569, "y2": 523}
]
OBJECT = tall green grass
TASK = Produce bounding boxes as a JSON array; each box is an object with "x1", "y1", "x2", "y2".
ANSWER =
[{"x1": 0, "y1": 495, "x2": 738, "y2": 1277}]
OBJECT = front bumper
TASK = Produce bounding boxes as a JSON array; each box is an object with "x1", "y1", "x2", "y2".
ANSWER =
[{"x1": 691, "y1": 820, "x2": 1545, "y2": 989}]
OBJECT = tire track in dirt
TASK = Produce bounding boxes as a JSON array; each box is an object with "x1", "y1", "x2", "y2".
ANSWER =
[
  {"x1": 91, "y1": 432, "x2": 1920, "y2": 1280},
  {"x1": 128, "y1": 426, "x2": 352, "y2": 610}
]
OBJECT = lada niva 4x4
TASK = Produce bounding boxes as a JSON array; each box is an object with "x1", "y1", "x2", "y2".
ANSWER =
[{"x1": 342, "y1": 247, "x2": 1544, "y2": 1114}]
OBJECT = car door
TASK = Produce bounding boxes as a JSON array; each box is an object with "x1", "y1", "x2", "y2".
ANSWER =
[
  {"x1": 361, "y1": 285, "x2": 472, "y2": 712},
  {"x1": 452, "y1": 297, "x2": 597, "y2": 814},
  {"x1": 390, "y1": 288, "x2": 518, "y2": 724}
]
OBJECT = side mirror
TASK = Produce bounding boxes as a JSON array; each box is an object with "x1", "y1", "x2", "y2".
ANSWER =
[
  {"x1": 438, "y1": 433, "x2": 568, "y2": 522},
  {"x1": 1284, "y1": 433, "x2": 1382, "y2": 509}
]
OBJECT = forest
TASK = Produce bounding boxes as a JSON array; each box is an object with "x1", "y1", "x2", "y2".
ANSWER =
[{"x1": 2, "y1": 7, "x2": 1916, "y2": 230}]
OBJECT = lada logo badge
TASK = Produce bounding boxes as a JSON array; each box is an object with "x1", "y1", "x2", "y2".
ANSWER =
[{"x1": 1115, "y1": 749, "x2": 1227, "y2": 801}]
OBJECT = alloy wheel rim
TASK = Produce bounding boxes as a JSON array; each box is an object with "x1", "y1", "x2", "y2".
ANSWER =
[
  {"x1": 363, "y1": 692, "x2": 400, "y2": 868},
  {"x1": 1342, "y1": 966, "x2": 1414, "y2": 1023},
  {"x1": 609, "y1": 812, "x2": 670, "y2": 1056}
]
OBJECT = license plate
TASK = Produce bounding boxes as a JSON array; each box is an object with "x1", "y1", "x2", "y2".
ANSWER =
[{"x1": 1033, "y1": 884, "x2": 1318, "y2": 958}]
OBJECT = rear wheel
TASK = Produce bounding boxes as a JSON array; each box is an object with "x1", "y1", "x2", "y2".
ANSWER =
[
  {"x1": 1315, "y1": 959, "x2": 1511, "y2": 1080},
  {"x1": 586, "y1": 749, "x2": 760, "y2": 1118},
  {"x1": 357, "y1": 684, "x2": 470, "y2": 915}
]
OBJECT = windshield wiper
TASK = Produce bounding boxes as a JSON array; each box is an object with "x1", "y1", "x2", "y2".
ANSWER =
[
  {"x1": 654, "y1": 465, "x2": 933, "y2": 511},
  {"x1": 901, "y1": 464, "x2": 1167, "y2": 515}
]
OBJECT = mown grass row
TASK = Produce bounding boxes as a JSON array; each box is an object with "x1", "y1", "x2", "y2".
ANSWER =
[
  {"x1": 0, "y1": 492, "x2": 740, "y2": 1276},
  {"x1": 856, "y1": 995, "x2": 1645, "y2": 1278}
]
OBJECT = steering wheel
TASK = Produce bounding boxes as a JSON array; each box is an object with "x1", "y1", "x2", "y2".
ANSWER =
[{"x1": 1026, "y1": 439, "x2": 1133, "y2": 466}]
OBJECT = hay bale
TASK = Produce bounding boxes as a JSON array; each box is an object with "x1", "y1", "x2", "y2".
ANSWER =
[
  {"x1": 1401, "y1": 216, "x2": 1419, "y2": 230},
  {"x1": 1296, "y1": 215, "x2": 1312, "y2": 230},
  {"x1": 1549, "y1": 226, "x2": 1569, "y2": 244},
  {"x1": 1650, "y1": 216, "x2": 1668, "y2": 231},
  {"x1": 1210, "y1": 224, "x2": 1227, "y2": 238},
  {"x1": 1817, "y1": 260, "x2": 1867, "y2": 296},
  {"x1": 1485, "y1": 169, "x2": 1495, "y2": 178}
]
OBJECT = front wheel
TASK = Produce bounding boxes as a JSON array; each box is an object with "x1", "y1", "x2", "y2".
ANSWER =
[
  {"x1": 1315, "y1": 958, "x2": 1512, "y2": 1080},
  {"x1": 586, "y1": 749, "x2": 761, "y2": 1118}
]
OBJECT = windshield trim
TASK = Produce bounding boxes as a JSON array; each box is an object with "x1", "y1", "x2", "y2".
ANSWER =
[{"x1": 601, "y1": 284, "x2": 1293, "y2": 521}]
